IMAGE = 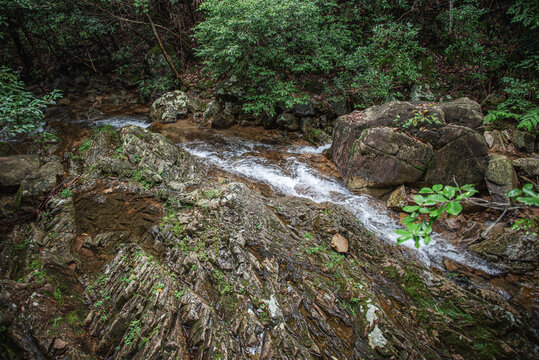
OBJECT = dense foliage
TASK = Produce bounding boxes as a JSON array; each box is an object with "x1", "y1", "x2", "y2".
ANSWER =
[
  {"x1": 0, "y1": 67, "x2": 61, "y2": 139},
  {"x1": 0, "y1": 0, "x2": 537, "y2": 122}
]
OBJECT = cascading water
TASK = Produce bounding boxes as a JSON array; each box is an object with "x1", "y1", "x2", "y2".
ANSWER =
[{"x1": 180, "y1": 134, "x2": 501, "y2": 275}]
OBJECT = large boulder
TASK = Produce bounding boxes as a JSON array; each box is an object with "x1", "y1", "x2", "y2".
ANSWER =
[
  {"x1": 210, "y1": 101, "x2": 238, "y2": 129},
  {"x1": 332, "y1": 99, "x2": 489, "y2": 196},
  {"x1": 423, "y1": 125, "x2": 489, "y2": 186},
  {"x1": 150, "y1": 91, "x2": 189, "y2": 123},
  {"x1": 20, "y1": 161, "x2": 64, "y2": 203},
  {"x1": 437, "y1": 97, "x2": 484, "y2": 129},
  {"x1": 342, "y1": 127, "x2": 433, "y2": 193},
  {"x1": 0, "y1": 155, "x2": 40, "y2": 190}
]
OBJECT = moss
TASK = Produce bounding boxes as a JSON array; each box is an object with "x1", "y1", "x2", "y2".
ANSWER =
[{"x1": 402, "y1": 271, "x2": 427, "y2": 301}]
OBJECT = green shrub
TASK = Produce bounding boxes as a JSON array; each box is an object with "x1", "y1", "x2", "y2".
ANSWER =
[
  {"x1": 194, "y1": 0, "x2": 349, "y2": 115},
  {"x1": 338, "y1": 22, "x2": 425, "y2": 105},
  {"x1": 0, "y1": 67, "x2": 62, "y2": 139}
]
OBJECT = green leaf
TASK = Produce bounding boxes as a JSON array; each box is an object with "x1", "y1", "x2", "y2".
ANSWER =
[
  {"x1": 446, "y1": 202, "x2": 462, "y2": 216},
  {"x1": 428, "y1": 194, "x2": 447, "y2": 203},
  {"x1": 432, "y1": 184, "x2": 443, "y2": 192},
  {"x1": 413, "y1": 195, "x2": 426, "y2": 205},
  {"x1": 419, "y1": 187, "x2": 434, "y2": 194},
  {"x1": 394, "y1": 229, "x2": 410, "y2": 236},
  {"x1": 402, "y1": 205, "x2": 419, "y2": 213}
]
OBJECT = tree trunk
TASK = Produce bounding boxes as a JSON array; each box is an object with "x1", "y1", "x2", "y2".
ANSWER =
[{"x1": 145, "y1": 12, "x2": 185, "y2": 87}]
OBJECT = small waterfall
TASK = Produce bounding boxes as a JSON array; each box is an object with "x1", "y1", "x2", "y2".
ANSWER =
[{"x1": 181, "y1": 135, "x2": 501, "y2": 275}]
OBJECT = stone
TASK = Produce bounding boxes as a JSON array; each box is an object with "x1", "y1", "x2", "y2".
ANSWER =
[
  {"x1": 483, "y1": 130, "x2": 508, "y2": 151},
  {"x1": 0, "y1": 155, "x2": 40, "y2": 189},
  {"x1": 386, "y1": 185, "x2": 407, "y2": 211},
  {"x1": 331, "y1": 233, "x2": 349, "y2": 254},
  {"x1": 424, "y1": 125, "x2": 489, "y2": 187},
  {"x1": 470, "y1": 231, "x2": 538, "y2": 272},
  {"x1": 21, "y1": 161, "x2": 64, "y2": 202},
  {"x1": 202, "y1": 100, "x2": 222, "y2": 127},
  {"x1": 486, "y1": 154, "x2": 519, "y2": 203},
  {"x1": 512, "y1": 158, "x2": 539, "y2": 177},
  {"x1": 211, "y1": 102, "x2": 237, "y2": 129},
  {"x1": 329, "y1": 97, "x2": 351, "y2": 117},
  {"x1": 332, "y1": 99, "x2": 490, "y2": 195},
  {"x1": 53, "y1": 338, "x2": 68, "y2": 351},
  {"x1": 437, "y1": 97, "x2": 484, "y2": 129},
  {"x1": 150, "y1": 91, "x2": 189, "y2": 123},
  {"x1": 513, "y1": 130, "x2": 535, "y2": 153},
  {"x1": 292, "y1": 101, "x2": 315, "y2": 117},
  {"x1": 276, "y1": 112, "x2": 300, "y2": 131},
  {"x1": 340, "y1": 127, "x2": 433, "y2": 192}
]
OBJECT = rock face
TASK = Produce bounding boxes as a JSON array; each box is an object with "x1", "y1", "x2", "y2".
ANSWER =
[
  {"x1": 332, "y1": 99, "x2": 489, "y2": 195},
  {"x1": 0, "y1": 126, "x2": 535, "y2": 360},
  {"x1": 0, "y1": 154, "x2": 40, "y2": 189},
  {"x1": 150, "y1": 90, "x2": 190, "y2": 123}
]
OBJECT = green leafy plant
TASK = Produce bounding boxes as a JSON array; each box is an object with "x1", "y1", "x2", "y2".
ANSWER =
[
  {"x1": 124, "y1": 319, "x2": 142, "y2": 346},
  {"x1": 395, "y1": 184, "x2": 478, "y2": 247},
  {"x1": 0, "y1": 67, "x2": 62, "y2": 139},
  {"x1": 395, "y1": 108, "x2": 440, "y2": 129},
  {"x1": 517, "y1": 108, "x2": 539, "y2": 132},
  {"x1": 508, "y1": 183, "x2": 539, "y2": 206}
]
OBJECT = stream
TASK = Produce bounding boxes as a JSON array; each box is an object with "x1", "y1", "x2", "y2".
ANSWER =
[{"x1": 89, "y1": 115, "x2": 500, "y2": 275}]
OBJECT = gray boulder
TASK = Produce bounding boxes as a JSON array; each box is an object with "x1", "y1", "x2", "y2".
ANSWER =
[
  {"x1": 424, "y1": 125, "x2": 489, "y2": 187},
  {"x1": 437, "y1": 97, "x2": 483, "y2": 129},
  {"x1": 21, "y1": 161, "x2": 64, "y2": 202},
  {"x1": 332, "y1": 99, "x2": 489, "y2": 196},
  {"x1": 513, "y1": 130, "x2": 535, "y2": 153},
  {"x1": 0, "y1": 155, "x2": 40, "y2": 189},
  {"x1": 340, "y1": 127, "x2": 433, "y2": 192},
  {"x1": 512, "y1": 157, "x2": 539, "y2": 177},
  {"x1": 211, "y1": 102, "x2": 238, "y2": 129},
  {"x1": 150, "y1": 91, "x2": 189, "y2": 123},
  {"x1": 276, "y1": 112, "x2": 300, "y2": 131}
]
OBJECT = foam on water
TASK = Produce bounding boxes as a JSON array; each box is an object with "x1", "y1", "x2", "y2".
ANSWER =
[{"x1": 181, "y1": 136, "x2": 500, "y2": 275}]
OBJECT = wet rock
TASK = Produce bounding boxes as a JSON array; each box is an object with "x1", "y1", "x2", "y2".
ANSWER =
[
  {"x1": 150, "y1": 90, "x2": 189, "y2": 123},
  {"x1": 470, "y1": 231, "x2": 538, "y2": 272},
  {"x1": 53, "y1": 338, "x2": 68, "y2": 351},
  {"x1": 20, "y1": 161, "x2": 64, "y2": 202},
  {"x1": 329, "y1": 96, "x2": 351, "y2": 117},
  {"x1": 437, "y1": 97, "x2": 483, "y2": 129},
  {"x1": 486, "y1": 154, "x2": 519, "y2": 203},
  {"x1": 386, "y1": 185, "x2": 407, "y2": 211},
  {"x1": 512, "y1": 157, "x2": 539, "y2": 177},
  {"x1": 338, "y1": 127, "x2": 433, "y2": 192},
  {"x1": 513, "y1": 130, "x2": 535, "y2": 153},
  {"x1": 331, "y1": 233, "x2": 349, "y2": 253},
  {"x1": 1, "y1": 124, "x2": 537, "y2": 360},
  {"x1": 292, "y1": 101, "x2": 315, "y2": 117},
  {"x1": 0, "y1": 154, "x2": 40, "y2": 189},
  {"x1": 0, "y1": 142, "x2": 14, "y2": 157},
  {"x1": 424, "y1": 125, "x2": 488, "y2": 187},
  {"x1": 276, "y1": 112, "x2": 300, "y2": 131},
  {"x1": 333, "y1": 99, "x2": 489, "y2": 195},
  {"x1": 211, "y1": 102, "x2": 237, "y2": 129}
]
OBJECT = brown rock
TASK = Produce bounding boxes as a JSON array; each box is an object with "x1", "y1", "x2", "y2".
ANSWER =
[
  {"x1": 386, "y1": 185, "x2": 407, "y2": 211},
  {"x1": 331, "y1": 234, "x2": 349, "y2": 254},
  {"x1": 53, "y1": 338, "x2": 68, "y2": 351}
]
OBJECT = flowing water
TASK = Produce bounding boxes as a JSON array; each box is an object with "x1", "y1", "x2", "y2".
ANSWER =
[
  {"x1": 177, "y1": 132, "x2": 501, "y2": 275},
  {"x1": 58, "y1": 115, "x2": 501, "y2": 275}
]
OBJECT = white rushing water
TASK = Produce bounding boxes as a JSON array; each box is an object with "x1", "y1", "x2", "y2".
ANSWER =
[
  {"x1": 180, "y1": 135, "x2": 501, "y2": 275},
  {"x1": 76, "y1": 115, "x2": 152, "y2": 129}
]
